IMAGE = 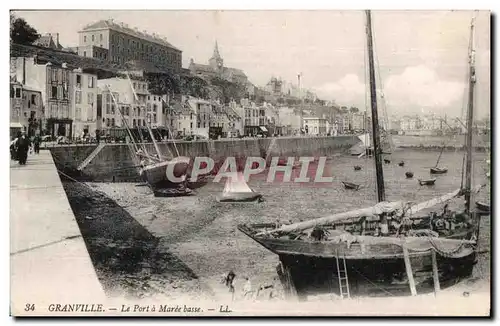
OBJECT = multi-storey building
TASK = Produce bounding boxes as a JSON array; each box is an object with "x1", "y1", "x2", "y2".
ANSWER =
[
  {"x1": 10, "y1": 82, "x2": 43, "y2": 138},
  {"x1": 242, "y1": 100, "x2": 260, "y2": 136},
  {"x1": 187, "y1": 97, "x2": 212, "y2": 130},
  {"x1": 78, "y1": 19, "x2": 182, "y2": 72},
  {"x1": 71, "y1": 68, "x2": 98, "y2": 137},
  {"x1": 11, "y1": 57, "x2": 75, "y2": 138},
  {"x1": 97, "y1": 77, "x2": 150, "y2": 131},
  {"x1": 303, "y1": 117, "x2": 327, "y2": 135}
]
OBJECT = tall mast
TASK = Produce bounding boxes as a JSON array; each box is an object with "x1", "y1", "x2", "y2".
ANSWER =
[
  {"x1": 465, "y1": 15, "x2": 476, "y2": 214},
  {"x1": 365, "y1": 10, "x2": 385, "y2": 202},
  {"x1": 125, "y1": 72, "x2": 163, "y2": 159}
]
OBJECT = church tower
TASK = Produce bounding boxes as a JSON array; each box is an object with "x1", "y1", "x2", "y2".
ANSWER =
[{"x1": 209, "y1": 40, "x2": 224, "y2": 72}]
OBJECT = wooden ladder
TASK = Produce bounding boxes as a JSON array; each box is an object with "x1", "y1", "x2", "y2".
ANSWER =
[{"x1": 335, "y1": 253, "x2": 351, "y2": 299}]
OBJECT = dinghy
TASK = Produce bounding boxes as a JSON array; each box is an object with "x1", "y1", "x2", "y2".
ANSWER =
[
  {"x1": 153, "y1": 187, "x2": 193, "y2": 197},
  {"x1": 217, "y1": 172, "x2": 263, "y2": 203},
  {"x1": 418, "y1": 178, "x2": 436, "y2": 186},
  {"x1": 342, "y1": 181, "x2": 360, "y2": 190},
  {"x1": 398, "y1": 161, "x2": 405, "y2": 167},
  {"x1": 476, "y1": 201, "x2": 490, "y2": 212},
  {"x1": 430, "y1": 167, "x2": 448, "y2": 174},
  {"x1": 405, "y1": 171, "x2": 414, "y2": 178},
  {"x1": 354, "y1": 165, "x2": 362, "y2": 171}
]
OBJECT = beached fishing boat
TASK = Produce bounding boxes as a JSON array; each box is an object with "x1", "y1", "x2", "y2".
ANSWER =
[
  {"x1": 238, "y1": 11, "x2": 484, "y2": 300},
  {"x1": 405, "y1": 172, "x2": 414, "y2": 178},
  {"x1": 110, "y1": 72, "x2": 190, "y2": 191}
]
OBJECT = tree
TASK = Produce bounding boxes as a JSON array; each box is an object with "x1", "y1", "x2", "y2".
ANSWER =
[
  {"x1": 349, "y1": 106, "x2": 359, "y2": 113},
  {"x1": 10, "y1": 14, "x2": 40, "y2": 45}
]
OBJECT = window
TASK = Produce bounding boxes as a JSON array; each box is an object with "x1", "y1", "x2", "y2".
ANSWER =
[
  {"x1": 10, "y1": 86, "x2": 14, "y2": 98},
  {"x1": 87, "y1": 93, "x2": 94, "y2": 104},
  {"x1": 51, "y1": 86, "x2": 57, "y2": 99},
  {"x1": 87, "y1": 105, "x2": 93, "y2": 121},
  {"x1": 100, "y1": 34, "x2": 103, "y2": 41},
  {"x1": 111, "y1": 104, "x2": 115, "y2": 115},
  {"x1": 84, "y1": 35, "x2": 87, "y2": 42},
  {"x1": 106, "y1": 118, "x2": 110, "y2": 127},
  {"x1": 134, "y1": 83, "x2": 137, "y2": 89},
  {"x1": 111, "y1": 118, "x2": 115, "y2": 126},
  {"x1": 62, "y1": 104, "x2": 69, "y2": 118},
  {"x1": 75, "y1": 91, "x2": 82, "y2": 104},
  {"x1": 143, "y1": 120, "x2": 145, "y2": 127},
  {"x1": 15, "y1": 88, "x2": 21, "y2": 98},
  {"x1": 133, "y1": 119, "x2": 136, "y2": 127},
  {"x1": 51, "y1": 69, "x2": 57, "y2": 82},
  {"x1": 88, "y1": 76, "x2": 94, "y2": 88},
  {"x1": 76, "y1": 74, "x2": 82, "y2": 86},
  {"x1": 92, "y1": 35, "x2": 94, "y2": 42},
  {"x1": 76, "y1": 107, "x2": 81, "y2": 121},
  {"x1": 147, "y1": 95, "x2": 150, "y2": 100},
  {"x1": 51, "y1": 104, "x2": 57, "y2": 118}
]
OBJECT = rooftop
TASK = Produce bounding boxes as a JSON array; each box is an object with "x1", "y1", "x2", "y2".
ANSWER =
[{"x1": 80, "y1": 19, "x2": 181, "y2": 51}]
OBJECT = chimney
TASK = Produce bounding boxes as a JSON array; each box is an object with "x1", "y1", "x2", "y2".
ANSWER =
[{"x1": 54, "y1": 33, "x2": 60, "y2": 47}]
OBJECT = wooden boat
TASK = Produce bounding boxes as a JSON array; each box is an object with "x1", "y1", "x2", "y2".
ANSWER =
[
  {"x1": 405, "y1": 172, "x2": 414, "y2": 178},
  {"x1": 139, "y1": 157, "x2": 190, "y2": 186},
  {"x1": 354, "y1": 165, "x2": 362, "y2": 171},
  {"x1": 418, "y1": 178, "x2": 436, "y2": 186},
  {"x1": 430, "y1": 167, "x2": 448, "y2": 174},
  {"x1": 238, "y1": 12, "x2": 483, "y2": 300},
  {"x1": 342, "y1": 181, "x2": 360, "y2": 190},
  {"x1": 398, "y1": 161, "x2": 405, "y2": 167},
  {"x1": 153, "y1": 187, "x2": 193, "y2": 197},
  {"x1": 475, "y1": 201, "x2": 490, "y2": 212}
]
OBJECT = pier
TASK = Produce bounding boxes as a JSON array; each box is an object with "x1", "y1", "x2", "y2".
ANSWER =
[{"x1": 10, "y1": 151, "x2": 105, "y2": 314}]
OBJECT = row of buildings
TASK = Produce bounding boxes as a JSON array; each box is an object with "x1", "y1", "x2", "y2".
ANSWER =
[{"x1": 10, "y1": 55, "x2": 361, "y2": 139}]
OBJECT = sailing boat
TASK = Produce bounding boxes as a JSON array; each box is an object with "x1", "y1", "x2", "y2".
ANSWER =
[
  {"x1": 121, "y1": 72, "x2": 190, "y2": 191},
  {"x1": 430, "y1": 143, "x2": 448, "y2": 174},
  {"x1": 217, "y1": 172, "x2": 263, "y2": 203},
  {"x1": 238, "y1": 11, "x2": 482, "y2": 299}
]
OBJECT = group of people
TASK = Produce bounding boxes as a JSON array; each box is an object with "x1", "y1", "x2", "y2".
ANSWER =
[{"x1": 10, "y1": 131, "x2": 41, "y2": 165}]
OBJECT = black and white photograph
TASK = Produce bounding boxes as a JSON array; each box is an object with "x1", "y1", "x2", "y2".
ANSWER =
[{"x1": 8, "y1": 8, "x2": 491, "y2": 317}]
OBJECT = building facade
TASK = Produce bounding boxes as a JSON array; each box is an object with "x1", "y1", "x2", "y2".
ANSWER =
[
  {"x1": 10, "y1": 82, "x2": 43, "y2": 138},
  {"x1": 97, "y1": 77, "x2": 150, "y2": 131},
  {"x1": 71, "y1": 69, "x2": 98, "y2": 137},
  {"x1": 303, "y1": 117, "x2": 327, "y2": 135},
  {"x1": 11, "y1": 57, "x2": 76, "y2": 138},
  {"x1": 78, "y1": 19, "x2": 182, "y2": 72}
]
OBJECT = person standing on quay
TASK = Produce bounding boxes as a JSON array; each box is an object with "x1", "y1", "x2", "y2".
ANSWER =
[
  {"x1": 17, "y1": 131, "x2": 31, "y2": 165},
  {"x1": 33, "y1": 134, "x2": 41, "y2": 154}
]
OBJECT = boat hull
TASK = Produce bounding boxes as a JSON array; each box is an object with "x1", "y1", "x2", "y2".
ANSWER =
[
  {"x1": 430, "y1": 167, "x2": 448, "y2": 174},
  {"x1": 238, "y1": 224, "x2": 477, "y2": 299},
  {"x1": 140, "y1": 159, "x2": 189, "y2": 186},
  {"x1": 217, "y1": 192, "x2": 263, "y2": 203}
]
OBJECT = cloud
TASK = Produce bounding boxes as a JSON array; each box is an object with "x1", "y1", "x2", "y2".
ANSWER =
[
  {"x1": 315, "y1": 66, "x2": 466, "y2": 116},
  {"x1": 314, "y1": 74, "x2": 366, "y2": 107},
  {"x1": 384, "y1": 65, "x2": 465, "y2": 112}
]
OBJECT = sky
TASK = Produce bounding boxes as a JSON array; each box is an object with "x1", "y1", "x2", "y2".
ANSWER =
[{"x1": 13, "y1": 10, "x2": 491, "y2": 119}]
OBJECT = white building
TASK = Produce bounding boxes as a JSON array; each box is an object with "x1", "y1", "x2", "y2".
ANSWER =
[{"x1": 303, "y1": 117, "x2": 327, "y2": 135}]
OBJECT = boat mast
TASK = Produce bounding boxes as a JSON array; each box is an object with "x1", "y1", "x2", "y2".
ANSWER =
[
  {"x1": 365, "y1": 10, "x2": 386, "y2": 202},
  {"x1": 465, "y1": 15, "x2": 476, "y2": 214},
  {"x1": 126, "y1": 72, "x2": 163, "y2": 159}
]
